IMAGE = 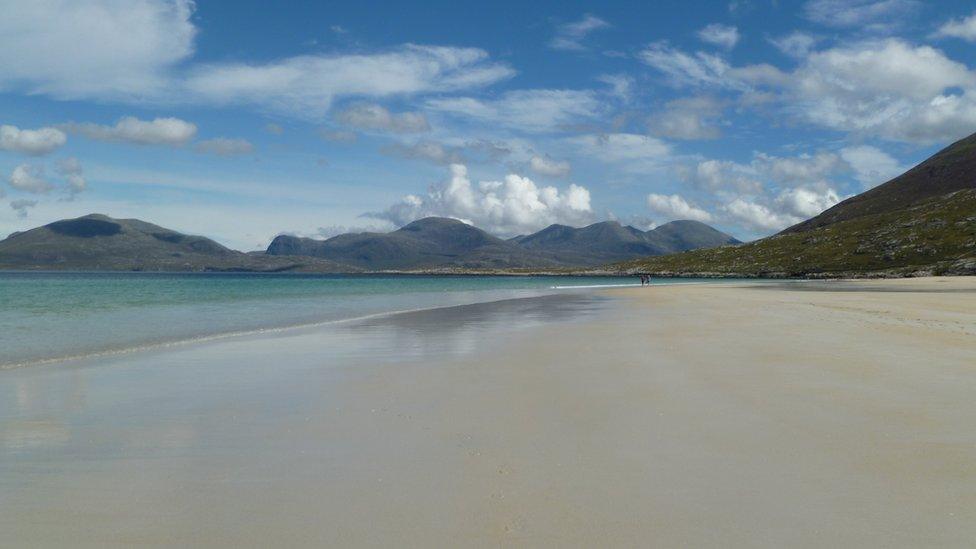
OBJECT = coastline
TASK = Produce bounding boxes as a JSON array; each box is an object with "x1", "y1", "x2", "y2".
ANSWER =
[{"x1": 2, "y1": 277, "x2": 975, "y2": 546}]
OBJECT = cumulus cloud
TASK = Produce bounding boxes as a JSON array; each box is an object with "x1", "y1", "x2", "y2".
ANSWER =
[
  {"x1": 0, "y1": 0, "x2": 196, "y2": 100},
  {"x1": 774, "y1": 187, "x2": 841, "y2": 218},
  {"x1": 652, "y1": 37, "x2": 976, "y2": 144},
  {"x1": 723, "y1": 197, "x2": 799, "y2": 232},
  {"x1": 0, "y1": 124, "x2": 67, "y2": 155},
  {"x1": 721, "y1": 185, "x2": 842, "y2": 233},
  {"x1": 839, "y1": 145, "x2": 904, "y2": 188},
  {"x1": 803, "y1": 0, "x2": 920, "y2": 31},
  {"x1": 679, "y1": 151, "x2": 846, "y2": 195},
  {"x1": 57, "y1": 157, "x2": 87, "y2": 198},
  {"x1": 382, "y1": 141, "x2": 464, "y2": 165},
  {"x1": 792, "y1": 39, "x2": 976, "y2": 143},
  {"x1": 649, "y1": 96, "x2": 724, "y2": 140},
  {"x1": 529, "y1": 155, "x2": 571, "y2": 177},
  {"x1": 934, "y1": 11, "x2": 976, "y2": 42},
  {"x1": 646, "y1": 194, "x2": 713, "y2": 222},
  {"x1": 549, "y1": 14, "x2": 610, "y2": 51},
  {"x1": 8, "y1": 164, "x2": 54, "y2": 194},
  {"x1": 186, "y1": 45, "x2": 514, "y2": 119},
  {"x1": 194, "y1": 137, "x2": 255, "y2": 156},
  {"x1": 673, "y1": 148, "x2": 854, "y2": 234},
  {"x1": 10, "y1": 199, "x2": 38, "y2": 218},
  {"x1": 676, "y1": 159, "x2": 763, "y2": 194},
  {"x1": 768, "y1": 31, "x2": 819, "y2": 58},
  {"x1": 697, "y1": 24, "x2": 740, "y2": 49},
  {"x1": 334, "y1": 102, "x2": 430, "y2": 133},
  {"x1": 64, "y1": 116, "x2": 197, "y2": 146},
  {"x1": 365, "y1": 164, "x2": 593, "y2": 235},
  {"x1": 426, "y1": 89, "x2": 602, "y2": 133}
]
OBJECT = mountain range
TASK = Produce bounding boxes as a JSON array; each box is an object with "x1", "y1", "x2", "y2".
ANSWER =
[
  {"x1": 617, "y1": 131, "x2": 976, "y2": 277},
  {"x1": 0, "y1": 214, "x2": 351, "y2": 272},
  {"x1": 267, "y1": 218, "x2": 739, "y2": 269},
  {"x1": 0, "y1": 213, "x2": 738, "y2": 272},
  {"x1": 6, "y1": 130, "x2": 975, "y2": 276}
]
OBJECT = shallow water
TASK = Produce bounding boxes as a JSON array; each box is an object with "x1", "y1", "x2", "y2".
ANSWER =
[{"x1": 0, "y1": 272, "x2": 719, "y2": 367}]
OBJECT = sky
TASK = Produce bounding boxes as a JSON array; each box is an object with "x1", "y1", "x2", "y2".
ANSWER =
[{"x1": 2, "y1": 0, "x2": 976, "y2": 250}]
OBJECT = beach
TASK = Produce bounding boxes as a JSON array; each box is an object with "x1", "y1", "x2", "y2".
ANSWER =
[{"x1": 2, "y1": 277, "x2": 975, "y2": 547}]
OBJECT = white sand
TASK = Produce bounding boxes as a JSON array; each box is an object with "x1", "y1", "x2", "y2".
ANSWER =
[{"x1": 1, "y1": 277, "x2": 974, "y2": 547}]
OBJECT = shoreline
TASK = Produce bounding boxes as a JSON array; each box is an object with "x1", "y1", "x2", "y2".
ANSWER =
[
  {"x1": 3, "y1": 265, "x2": 975, "y2": 278},
  {"x1": 0, "y1": 275, "x2": 739, "y2": 372},
  {"x1": 2, "y1": 276, "x2": 974, "y2": 546}
]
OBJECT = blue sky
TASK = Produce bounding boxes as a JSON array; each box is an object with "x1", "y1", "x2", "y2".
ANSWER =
[{"x1": 3, "y1": 0, "x2": 976, "y2": 250}]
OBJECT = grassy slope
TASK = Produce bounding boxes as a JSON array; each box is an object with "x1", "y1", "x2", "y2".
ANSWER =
[{"x1": 615, "y1": 189, "x2": 976, "y2": 277}]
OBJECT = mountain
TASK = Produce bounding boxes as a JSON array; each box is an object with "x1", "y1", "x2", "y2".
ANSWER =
[
  {"x1": 267, "y1": 217, "x2": 562, "y2": 270},
  {"x1": 0, "y1": 214, "x2": 351, "y2": 272},
  {"x1": 512, "y1": 220, "x2": 739, "y2": 266},
  {"x1": 2, "y1": 214, "x2": 743, "y2": 273},
  {"x1": 782, "y1": 132, "x2": 976, "y2": 234},
  {"x1": 615, "y1": 132, "x2": 976, "y2": 278}
]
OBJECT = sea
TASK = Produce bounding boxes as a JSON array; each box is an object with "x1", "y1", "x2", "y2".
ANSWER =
[{"x1": 0, "y1": 272, "x2": 719, "y2": 368}]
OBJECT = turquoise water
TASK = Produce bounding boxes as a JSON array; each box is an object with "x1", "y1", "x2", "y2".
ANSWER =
[
  {"x1": 0, "y1": 273, "x2": 626, "y2": 367},
  {"x1": 0, "y1": 273, "x2": 717, "y2": 368}
]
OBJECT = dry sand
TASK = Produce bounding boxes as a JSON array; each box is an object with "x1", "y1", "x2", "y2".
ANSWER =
[{"x1": 1, "y1": 277, "x2": 975, "y2": 547}]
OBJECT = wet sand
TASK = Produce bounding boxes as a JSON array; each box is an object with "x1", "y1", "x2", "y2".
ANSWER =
[{"x1": 1, "y1": 278, "x2": 975, "y2": 547}]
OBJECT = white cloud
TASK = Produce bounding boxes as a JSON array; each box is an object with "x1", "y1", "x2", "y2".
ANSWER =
[
  {"x1": 934, "y1": 11, "x2": 976, "y2": 42},
  {"x1": 0, "y1": 0, "x2": 196, "y2": 100},
  {"x1": 529, "y1": 155, "x2": 571, "y2": 177},
  {"x1": 597, "y1": 74, "x2": 634, "y2": 101},
  {"x1": 10, "y1": 199, "x2": 38, "y2": 218},
  {"x1": 774, "y1": 187, "x2": 841, "y2": 218},
  {"x1": 64, "y1": 116, "x2": 197, "y2": 146},
  {"x1": 367, "y1": 164, "x2": 593, "y2": 235},
  {"x1": 804, "y1": 0, "x2": 920, "y2": 31},
  {"x1": 185, "y1": 45, "x2": 514, "y2": 119},
  {"x1": 638, "y1": 42, "x2": 784, "y2": 90},
  {"x1": 57, "y1": 157, "x2": 87, "y2": 198},
  {"x1": 768, "y1": 31, "x2": 818, "y2": 58},
  {"x1": 676, "y1": 159, "x2": 763, "y2": 194},
  {"x1": 752, "y1": 152, "x2": 844, "y2": 185},
  {"x1": 8, "y1": 164, "x2": 54, "y2": 194},
  {"x1": 723, "y1": 197, "x2": 800, "y2": 232},
  {"x1": 697, "y1": 24, "x2": 740, "y2": 50},
  {"x1": 0, "y1": 124, "x2": 67, "y2": 156},
  {"x1": 639, "y1": 42, "x2": 734, "y2": 88},
  {"x1": 334, "y1": 102, "x2": 430, "y2": 133},
  {"x1": 382, "y1": 141, "x2": 464, "y2": 165},
  {"x1": 549, "y1": 14, "x2": 610, "y2": 51},
  {"x1": 641, "y1": 38, "x2": 976, "y2": 144},
  {"x1": 194, "y1": 138, "x2": 255, "y2": 157},
  {"x1": 0, "y1": 3, "x2": 509, "y2": 120},
  {"x1": 265, "y1": 123, "x2": 284, "y2": 135},
  {"x1": 839, "y1": 145, "x2": 904, "y2": 188},
  {"x1": 427, "y1": 89, "x2": 602, "y2": 133},
  {"x1": 569, "y1": 133, "x2": 672, "y2": 162},
  {"x1": 649, "y1": 96, "x2": 724, "y2": 140},
  {"x1": 793, "y1": 39, "x2": 976, "y2": 143},
  {"x1": 646, "y1": 193, "x2": 713, "y2": 222},
  {"x1": 679, "y1": 150, "x2": 847, "y2": 195}
]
